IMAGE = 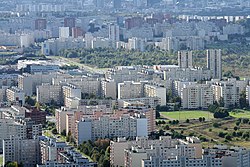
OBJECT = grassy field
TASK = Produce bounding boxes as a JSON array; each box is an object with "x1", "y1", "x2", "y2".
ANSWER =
[
  {"x1": 0, "y1": 154, "x2": 3, "y2": 166},
  {"x1": 161, "y1": 110, "x2": 214, "y2": 120},
  {"x1": 230, "y1": 109, "x2": 250, "y2": 119}
]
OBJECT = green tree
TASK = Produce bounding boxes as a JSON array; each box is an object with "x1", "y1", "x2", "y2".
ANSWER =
[{"x1": 5, "y1": 162, "x2": 18, "y2": 167}]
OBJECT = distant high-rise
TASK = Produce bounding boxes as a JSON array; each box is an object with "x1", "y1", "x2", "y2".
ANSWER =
[
  {"x1": 64, "y1": 17, "x2": 76, "y2": 36},
  {"x1": 113, "y1": 0, "x2": 122, "y2": 8},
  {"x1": 207, "y1": 49, "x2": 222, "y2": 79},
  {"x1": 109, "y1": 24, "x2": 120, "y2": 42},
  {"x1": 35, "y1": 19, "x2": 47, "y2": 30},
  {"x1": 178, "y1": 51, "x2": 193, "y2": 68}
]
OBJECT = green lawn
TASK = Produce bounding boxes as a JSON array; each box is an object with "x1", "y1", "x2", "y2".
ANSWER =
[
  {"x1": 0, "y1": 154, "x2": 3, "y2": 166},
  {"x1": 230, "y1": 110, "x2": 250, "y2": 119},
  {"x1": 161, "y1": 110, "x2": 214, "y2": 120}
]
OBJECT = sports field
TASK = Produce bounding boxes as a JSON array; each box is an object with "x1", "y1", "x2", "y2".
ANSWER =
[
  {"x1": 161, "y1": 110, "x2": 214, "y2": 120},
  {"x1": 230, "y1": 109, "x2": 250, "y2": 119}
]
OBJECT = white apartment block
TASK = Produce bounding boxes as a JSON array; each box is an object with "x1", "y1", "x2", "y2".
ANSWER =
[
  {"x1": 55, "y1": 108, "x2": 74, "y2": 134},
  {"x1": 118, "y1": 81, "x2": 145, "y2": 99},
  {"x1": 181, "y1": 84, "x2": 214, "y2": 109},
  {"x1": 163, "y1": 68, "x2": 212, "y2": 82},
  {"x1": 41, "y1": 37, "x2": 85, "y2": 56},
  {"x1": 178, "y1": 50, "x2": 193, "y2": 68},
  {"x1": 142, "y1": 155, "x2": 222, "y2": 167},
  {"x1": 212, "y1": 81, "x2": 240, "y2": 108},
  {"x1": 62, "y1": 83, "x2": 81, "y2": 104},
  {"x1": 75, "y1": 114, "x2": 148, "y2": 145},
  {"x1": 36, "y1": 84, "x2": 62, "y2": 105},
  {"x1": 18, "y1": 73, "x2": 56, "y2": 96},
  {"x1": 127, "y1": 37, "x2": 146, "y2": 52},
  {"x1": 0, "y1": 119, "x2": 26, "y2": 152},
  {"x1": 6, "y1": 86, "x2": 25, "y2": 106},
  {"x1": 110, "y1": 136, "x2": 202, "y2": 167},
  {"x1": 3, "y1": 137, "x2": 40, "y2": 167},
  {"x1": 117, "y1": 97, "x2": 161, "y2": 108},
  {"x1": 246, "y1": 86, "x2": 250, "y2": 107},
  {"x1": 144, "y1": 84, "x2": 167, "y2": 105},
  {"x1": 207, "y1": 49, "x2": 222, "y2": 80}
]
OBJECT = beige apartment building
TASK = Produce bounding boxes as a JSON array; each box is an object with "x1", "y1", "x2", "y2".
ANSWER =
[
  {"x1": 6, "y1": 86, "x2": 25, "y2": 106},
  {"x1": 36, "y1": 84, "x2": 62, "y2": 105},
  {"x1": 181, "y1": 84, "x2": 213, "y2": 109}
]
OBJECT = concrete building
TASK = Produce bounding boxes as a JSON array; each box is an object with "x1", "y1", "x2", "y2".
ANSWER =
[
  {"x1": 0, "y1": 119, "x2": 26, "y2": 152},
  {"x1": 75, "y1": 112, "x2": 148, "y2": 144},
  {"x1": 18, "y1": 73, "x2": 56, "y2": 96},
  {"x1": 110, "y1": 136, "x2": 202, "y2": 167},
  {"x1": 207, "y1": 49, "x2": 222, "y2": 80},
  {"x1": 3, "y1": 137, "x2": 40, "y2": 167},
  {"x1": 109, "y1": 24, "x2": 120, "y2": 47},
  {"x1": 55, "y1": 108, "x2": 74, "y2": 134},
  {"x1": 118, "y1": 81, "x2": 145, "y2": 99},
  {"x1": 144, "y1": 84, "x2": 167, "y2": 106},
  {"x1": 39, "y1": 136, "x2": 67, "y2": 164},
  {"x1": 6, "y1": 86, "x2": 25, "y2": 105},
  {"x1": 117, "y1": 97, "x2": 161, "y2": 108},
  {"x1": 101, "y1": 80, "x2": 117, "y2": 99},
  {"x1": 178, "y1": 50, "x2": 193, "y2": 68},
  {"x1": 62, "y1": 83, "x2": 81, "y2": 104},
  {"x1": 36, "y1": 84, "x2": 63, "y2": 105},
  {"x1": 163, "y1": 68, "x2": 212, "y2": 82},
  {"x1": 181, "y1": 84, "x2": 214, "y2": 109},
  {"x1": 35, "y1": 19, "x2": 47, "y2": 30},
  {"x1": 59, "y1": 27, "x2": 70, "y2": 38},
  {"x1": 246, "y1": 86, "x2": 250, "y2": 107},
  {"x1": 212, "y1": 81, "x2": 240, "y2": 108}
]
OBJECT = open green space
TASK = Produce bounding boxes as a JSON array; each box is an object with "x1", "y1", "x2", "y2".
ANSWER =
[
  {"x1": 0, "y1": 155, "x2": 3, "y2": 166},
  {"x1": 161, "y1": 110, "x2": 214, "y2": 120},
  {"x1": 230, "y1": 109, "x2": 250, "y2": 119}
]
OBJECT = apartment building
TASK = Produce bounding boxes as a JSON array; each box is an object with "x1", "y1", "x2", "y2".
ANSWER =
[
  {"x1": 117, "y1": 97, "x2": 161, "y2": 108},
  {"x1": 212, "y1": 81, "x2": 240, "y2": 108},
  {"x1": 39, "y1": 136, "x2": 67, "y2": 164},
  {"x1": 36, "y1": 84, "x2": 63, "y2": 105},
  {"x1": 178, "y1": 50, "x2": 193, "y2": 68},
  {"x1": 118, "y1": 81, "x2": 146, "y2": 99},
  {"x1": 62, "y1": 83, "x2": 81, "y2": 104},
  {"x1": 0, "y1": 74, "x2": 18, "y2": 87},
  {"x1": 6, "y1": 86, "x2": 25, "y2": 105},
  {"x1": 3, "y1": 137, "x2": 40, "y2": 167},
  {"x1": 101, "y1": 79, "x2": 117, "y2": 99},
  {"x1": 18, "y1": 73, "x2": 56, "y2": 96},
  {"x1": 25, "y1": 107, "x2": 46, "y2": 125},
  {"x1": 110, "y1": 136, "x2": 202, "y2": 167},
  {"x1": 144, "y1": 84, "x2": 166, "y2": 105},
  {"x1": 55, "y1": 108, "x2": 74, "y2": 134},
  {"x1": 142, "y1": 155, "x2": 222, "y2": 167},
  {"x1": 246, "y1": 86, "x2": 250, "y2": 107},
  {"x1": 163, "y1": 68, "x2": 212, "y2": 82},
  {"x1": 75, "y1": 113, "x2": 148, "y2": 145},
  {"x1": 0, "y1": 119, "x2": 26, "y2": 152},
  {"x1": 207, "y1": 49, "x2": 222, "y2": 80},
  {"x1": 181, "y1": 84, "x2": 214, "y2": 109}
]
